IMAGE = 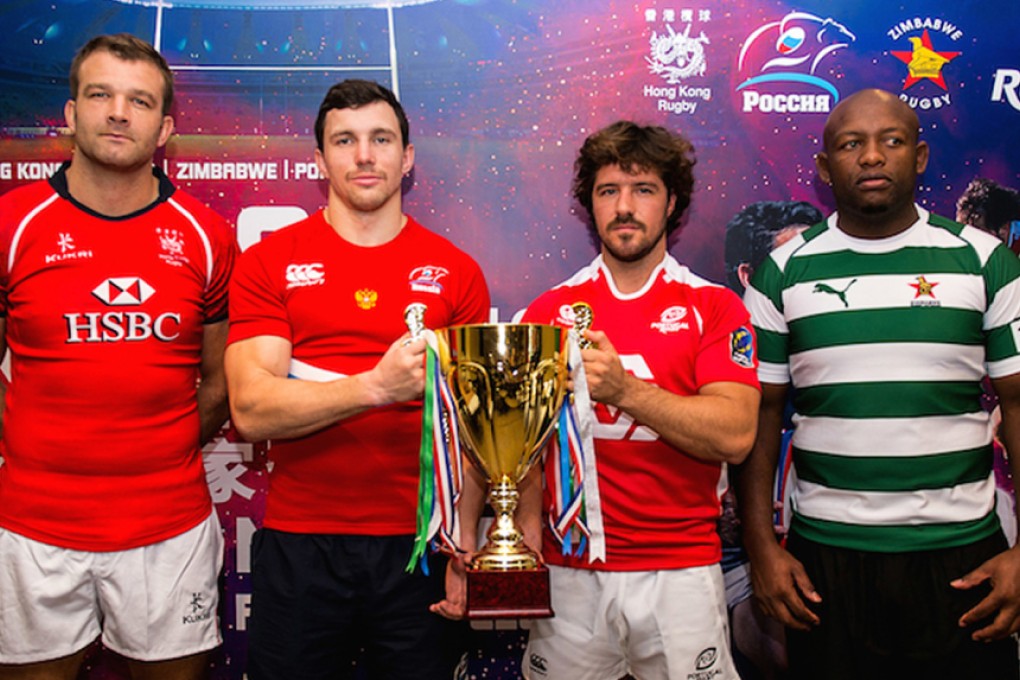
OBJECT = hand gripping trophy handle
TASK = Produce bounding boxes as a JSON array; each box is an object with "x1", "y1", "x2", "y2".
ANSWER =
[
  {"x1": 572, "y1": 302, "x2": 595, "y2": 349},
  {"x1": 404, "y1": 303, "x2": 427, "y2": 343}
]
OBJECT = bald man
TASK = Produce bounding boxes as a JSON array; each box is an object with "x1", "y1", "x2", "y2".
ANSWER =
[{"x1": 738, "y1": 89, "x2": 1020, "y2": 679}]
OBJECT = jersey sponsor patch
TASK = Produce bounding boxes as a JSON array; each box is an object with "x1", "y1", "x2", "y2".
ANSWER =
[
  {"x1": 730, "y1": 326, "x2": 755, "y2": 368},
  {"x1": 650, "y1": 305, "x2": 690, "y2": 334},
  {"x1": 285, "y1": 262, "x2": 325, "y2": 289},
  {"x1": 92, "y1": 277, "x2": 155, "y2": 305},
  {"x1": 408, "y1": 264, "x2": 448, "y2": 294}
]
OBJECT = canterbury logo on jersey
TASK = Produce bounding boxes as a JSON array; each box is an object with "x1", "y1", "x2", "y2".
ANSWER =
[
  {"x1": 286, "y1": 263, "x2": 325, "y2": 289},
  {"x1": 65, "y1": 277, "x2": 180, "y2": 344},
  {"x1": 408, "y1": 265, "x2": 448, "y2": 294}
]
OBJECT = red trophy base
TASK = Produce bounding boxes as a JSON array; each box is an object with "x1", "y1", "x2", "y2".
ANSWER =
[{"x1": 466, "y1": 566, "x2": 554, "y2": 620}]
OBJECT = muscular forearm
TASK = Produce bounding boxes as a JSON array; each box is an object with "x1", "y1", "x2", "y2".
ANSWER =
[
  {"x1": 229, "y1": 369, "x2": 390, "y2": 442},
  {"x1": 614, "y1": 376, "x2": 760, "y2": 464}
]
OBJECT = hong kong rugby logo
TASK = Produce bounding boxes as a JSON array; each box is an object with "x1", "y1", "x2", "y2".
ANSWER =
[
  {"x1": 650, "y1": 305, "x2": 690, "y2": 334},
  {"x1": 408, "y1": 265, "x2": 448, "y2": 294},
  {"x1": 156, "y1": 227, "x2": 189, "y2": 267},
  {"x1": 285, "y1": 263, "x2": 325, "y2": 289},
  {"x1": 647, "y1": 23, "x2": 709, "y2": 84}
]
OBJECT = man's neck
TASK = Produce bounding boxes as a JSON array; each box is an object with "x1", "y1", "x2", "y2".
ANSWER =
[
  {"x1": 836, "y1": 203, "x2": 920, "y2": 240},
  {"x1": 64, "y1": 158, "x2": 159, "y2": 217},
  {"x1": 602, "y1": 250, "x2": 666, "y2": 295},
  {"x1": 324, "y1": 196, "x2": 407, "y2": 246}
]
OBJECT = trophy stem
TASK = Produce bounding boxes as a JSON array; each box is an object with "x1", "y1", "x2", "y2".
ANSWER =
[{"x1": 472, "y1": 476, "x2": 539, "y2": 571}]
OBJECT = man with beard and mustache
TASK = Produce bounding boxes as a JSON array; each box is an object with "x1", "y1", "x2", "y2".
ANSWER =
[
  {"x1": 225, "y1": 79, "x2": 489, "y2": 679},
  {"x1": 519, "y1": 121, "x2": 761, "y2": 680},
  {"x1": 739, "y1": 88, "x2": 1020, "y2": 678}
]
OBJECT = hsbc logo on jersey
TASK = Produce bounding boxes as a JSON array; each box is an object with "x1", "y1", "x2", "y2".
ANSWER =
[
  {"x1": 286, "y1": 263, "x2": 325, "y2": 289},
  {"x1": 64, "y1": 277, "x2": 181, "y2": 344},
  {"x1": 92, "y1": 277, "x2": 155, "y2": 305},
  {"x1": 408, "y1": 265, "x2": 448, "y2": 294}
]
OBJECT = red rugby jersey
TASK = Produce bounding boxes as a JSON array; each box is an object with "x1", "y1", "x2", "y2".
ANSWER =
[
  {"x1": 523, "y1": 254, "x2": 759, "y2": 570},
  {"x1": 228, "y1": 212, "x2": 490, "y2": 535},
  {"x1": 0, "y1": 165, "x2": 237, "y2": 551}
]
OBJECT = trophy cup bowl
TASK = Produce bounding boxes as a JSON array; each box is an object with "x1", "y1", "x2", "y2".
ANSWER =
[{"x1": 436, "y1": 323, "x2": 568, "y2": 618}]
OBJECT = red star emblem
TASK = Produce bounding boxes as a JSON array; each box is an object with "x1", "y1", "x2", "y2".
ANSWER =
[
  {"x1": 891, "y1": 29, "x2": 961, "y2": 91},
  {"x1": 909, "y1": 275, "x2": 939, "y2": 298}
]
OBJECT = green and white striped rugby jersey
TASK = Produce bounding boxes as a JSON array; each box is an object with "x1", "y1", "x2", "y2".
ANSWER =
[{"x1": 745, "y1": 206, "x2": 1020, "y2": 552}]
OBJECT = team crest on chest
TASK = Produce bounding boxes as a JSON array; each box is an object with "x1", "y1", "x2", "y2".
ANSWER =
[
  {"x1": 356, "y1": 288, "x2": 378, "y2": 310},
  {"x1": 408, "y1": 265, "x2": 448, "y2": 295},
  {"x1": 555, "y1": 304, "x2": 579, "y2": 327},
  {"x1": 156, "y1": 227, "x2": 189, "y2": 267},
  {"x1": 909, "y1": 275, "x2": 941, "y2": 307},
  {"x1": 650, "y1": 305, "x2": 690, "y2": 334}
]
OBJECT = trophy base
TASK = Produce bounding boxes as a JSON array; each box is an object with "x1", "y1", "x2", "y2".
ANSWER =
[{"x1": 466, "y1": 565, "x2": 553, "y2": 620}]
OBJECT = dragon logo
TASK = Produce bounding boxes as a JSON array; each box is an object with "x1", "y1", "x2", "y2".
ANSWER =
[{"x1": 647, "y1": 24, "x2": 709, "y2": 84}]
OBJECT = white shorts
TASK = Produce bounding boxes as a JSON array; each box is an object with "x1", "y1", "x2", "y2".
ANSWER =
[
  {"x1": 524, "y1": 563, "x2": 738, "y2": 680},
  {"x1": 0, "y1": 512, "x2": 223, "y2": 664}
]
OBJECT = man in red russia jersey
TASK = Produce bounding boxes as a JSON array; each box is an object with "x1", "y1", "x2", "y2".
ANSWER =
[
  {"x1": 519, "y1": 121, "x2": 761, "y2": 680},
  {"x1": 0, "y1": 34, "x2": 236, "y2": 679},
  {"x1": 225, "y1": 79, "x2": 490, "y2": 679}
]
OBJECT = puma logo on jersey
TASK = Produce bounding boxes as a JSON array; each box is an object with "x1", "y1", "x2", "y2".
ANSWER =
[
  {"x1": 286, "y1": 263, "x2": 325, "y2": 289},
  {"x1": 812, "y1": 278, "x2": 857, "y2": 307}
]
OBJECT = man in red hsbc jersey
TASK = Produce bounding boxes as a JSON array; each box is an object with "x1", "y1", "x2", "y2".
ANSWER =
[
  {"x1": 225, "y1": 80, "x2": 489, "y2": 679},
  {"x1": 0, "y1": 34, "x2": 236, "y2": 679},
  {"x1": 519, "y1": 121, "x2": 761, "y2": 680}
]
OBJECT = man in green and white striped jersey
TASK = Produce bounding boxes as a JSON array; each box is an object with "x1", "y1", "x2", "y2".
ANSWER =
[{"x1": 739, "y1": 88, "x2": 1020, "y2": 679}]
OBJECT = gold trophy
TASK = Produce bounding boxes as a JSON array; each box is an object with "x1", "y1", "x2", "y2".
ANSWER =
[{"x1": 436, "y1": 323, "x2": 569, "y2": 618}]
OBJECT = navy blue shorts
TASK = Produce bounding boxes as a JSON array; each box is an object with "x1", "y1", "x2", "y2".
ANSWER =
[
  {"x1": 785, "y1": 530, "x2": 1019, "y2": 680},
  {"x1": 246, "y1": 529, "x2": 468, "y2": 680}
]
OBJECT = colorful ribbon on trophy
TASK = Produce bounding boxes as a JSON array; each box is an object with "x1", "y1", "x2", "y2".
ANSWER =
[
  {"x1": 407, "y1": 330, "x2": 463, "y2": 574},
  {"x1": 546, "y1": 335, "x2": 606, "y2": 563}
]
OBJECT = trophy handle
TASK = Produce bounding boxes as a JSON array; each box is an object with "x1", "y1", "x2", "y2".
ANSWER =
[
  {"x1": 448, "y1": 360, "x2": 492, "y2": 472},
  {"x1": 519, "y1": 357, "x2": 565, "y2": 475}
]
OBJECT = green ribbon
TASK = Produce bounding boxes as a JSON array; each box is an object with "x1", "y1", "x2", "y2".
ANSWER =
[{"x1": 406, "y1": 344, "x2": 438, "y2": 573}]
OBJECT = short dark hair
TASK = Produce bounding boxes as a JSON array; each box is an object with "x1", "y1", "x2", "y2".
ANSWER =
[
  {"x1": 572, "y1": 121, "x2": 696, "y2": 239},
  {"x1": 724, "y1": 200, "x2": 824, "y2": 292},
  {"x1": 314, "y1": 79, "x2": 410, "y2": 151},
  {"x1": 957, "y1": 178, "x2": 1020, "y2": 235},
  {"x1": 70, "y1": 34, "x2": 174, "y2": 115}
]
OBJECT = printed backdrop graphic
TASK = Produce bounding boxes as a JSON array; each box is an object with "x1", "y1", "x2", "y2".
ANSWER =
[{"x1": 1, "y1": 0, "x2": 1019, "y2": 678}]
